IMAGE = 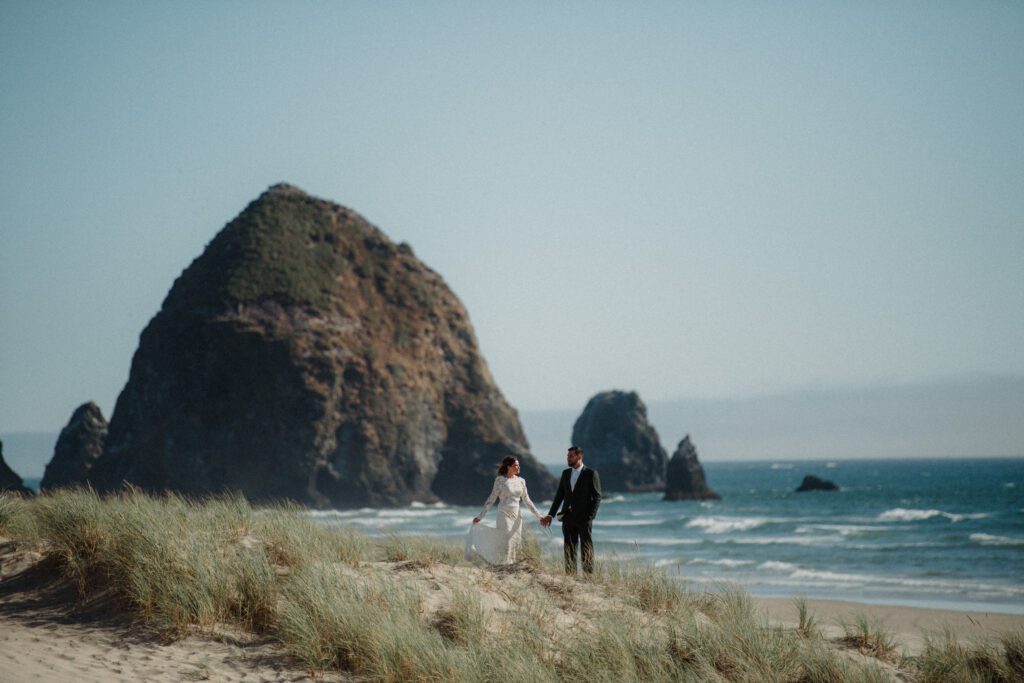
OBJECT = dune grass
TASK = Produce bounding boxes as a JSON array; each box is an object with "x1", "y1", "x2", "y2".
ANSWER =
[
  {"x1": 839, "y1": 613, "x2": 899, "y2": 661},
  {"x1": 909, "y1": 628, "x2": 1024, "y2": 683},
  {"x1": 0, "y1": 489, "x2": 1018, "y2": 682}
]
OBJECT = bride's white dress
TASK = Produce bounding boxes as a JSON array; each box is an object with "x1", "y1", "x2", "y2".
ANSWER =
[{"x1": 466, "y1": 475, "x2": 542, "y2": 565}]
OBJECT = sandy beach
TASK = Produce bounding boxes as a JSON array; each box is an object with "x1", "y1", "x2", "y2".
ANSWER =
[
  {"x1": 753, "y1": 596, "x2": 1024, "y2": 656},
  {"x1": 0, "y1": 540, "x2": 337, "y2": 683}
]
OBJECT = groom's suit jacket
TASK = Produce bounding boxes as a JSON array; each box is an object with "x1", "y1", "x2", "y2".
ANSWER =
[{"x1": 548, "y1": 466, "x2": 602, "y2": 526}]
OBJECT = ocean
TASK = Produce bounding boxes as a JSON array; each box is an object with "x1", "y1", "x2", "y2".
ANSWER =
[{"x1": 309, "y1": 458, "x2": 1024, "y2": 615}]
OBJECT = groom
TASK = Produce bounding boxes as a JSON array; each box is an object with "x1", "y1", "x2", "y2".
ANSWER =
[{"x1": 541, "y1": 446, "x2": 602, "y2": 575}]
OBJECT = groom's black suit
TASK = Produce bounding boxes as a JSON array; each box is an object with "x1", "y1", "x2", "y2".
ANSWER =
[{"x1": 548, "y1": 466, "x2": 602, "y2": 574}]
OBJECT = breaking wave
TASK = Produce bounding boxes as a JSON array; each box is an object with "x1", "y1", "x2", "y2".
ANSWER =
[{"x1": 877, "y1": 508, "x2": 989, "y2": 523}]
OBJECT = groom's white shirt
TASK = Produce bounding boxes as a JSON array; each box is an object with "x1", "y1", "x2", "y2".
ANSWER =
[{"x1": 570, "y1": 463, "x2": 584, "y2": 491}]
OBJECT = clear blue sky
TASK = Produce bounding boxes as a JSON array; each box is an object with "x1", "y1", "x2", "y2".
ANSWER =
[{"x1": 2, "y1": 2, "x2": 1022, "y2": 447}]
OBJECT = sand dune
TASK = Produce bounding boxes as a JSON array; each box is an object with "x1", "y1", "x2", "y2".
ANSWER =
[{"x1": 2, "y1": 535, "x2": 1021, "y2": 681}]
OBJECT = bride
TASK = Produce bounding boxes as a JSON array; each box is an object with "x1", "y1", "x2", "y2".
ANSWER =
[{"x1": 466, "y1": 456, "x2": 543, "y2": 565}]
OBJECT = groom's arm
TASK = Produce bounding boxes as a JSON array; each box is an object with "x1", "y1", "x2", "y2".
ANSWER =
[
  {"x1": 588, "y1": 470, "x2": 602, "y2": 522},
  {"x1": 547, "y1": 472, "x2": 566, "y2": 518}
]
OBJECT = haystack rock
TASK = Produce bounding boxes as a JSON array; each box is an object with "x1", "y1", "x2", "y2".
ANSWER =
[
  {"x1": 663, "y1": 435, "x2": 720, "y2": 501},
  {"x1": 41, "y1": 402, "x2": 108, "y2": 491},
  {"x1": 795, "y1": 475, "x2": 839, "y2": 492},
  {"x1": 88, "y1": 184, "x2": 556, "y2": 507},
  {"x1": 570, "y1": 390, "x2": 667, "y2": 492},
  {"x1": 0, "y1": 439, "x2": 34, "y2": 496}
]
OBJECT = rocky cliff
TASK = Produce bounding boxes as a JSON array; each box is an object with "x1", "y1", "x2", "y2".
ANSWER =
[
  {"x1": 663, "y1": 435, "x2": 719, "y2": 501},
  {"x1": 41, "y1": 402, "x2": 108, "y2": 491},
  {"x1": 0, "y1": 440, "x2": 34, "y2": 496},
  {"x1": 88, "y1": 184, "x2": 555, "y2": 507},
  {"x1": 570, "y1": 390, "x2": 667, "y2": 492}
]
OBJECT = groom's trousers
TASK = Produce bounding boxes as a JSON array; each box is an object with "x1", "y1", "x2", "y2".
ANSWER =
[{"x1": 562, "y1": 519, "x2": 594, "y2": 575}]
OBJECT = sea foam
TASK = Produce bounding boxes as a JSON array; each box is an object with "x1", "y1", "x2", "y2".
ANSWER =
[
  {"x1": 877, "y1": 508, "x2": 989, "y2": 523},
  {"x1": 686, "y1": 516, "x2": 766, "y2": 533},
  {"x1": 970, "y1": 533, "x2": 1024, "y2": 547}
]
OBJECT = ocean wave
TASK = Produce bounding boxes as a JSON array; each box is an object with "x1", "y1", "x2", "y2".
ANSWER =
[
  {"x1": 758, "y1": 561, "x2": 798, "y2": 572},
  {"x1": 795, "y1": 524, "x2": 886, "y2": 536},
  {"x1": 337, "y1": 517, "x2": 406, "y2": 527},
  {"x1": 744, "y1": 576, "x2": 1024, "y2": 599},
  {"x1": 770, "y1": 463, "x2": 794, "y2": 470},
  {"x1": 410, "y1": 501, "x2": 448, "y2": 509},
  {"x1": 307, "y1": 507, "x2": 375, "y2": 518},
  {"x1": 689, "y1": 558, "x2": 754, "y2": 568},
  {"x1": 378, "y1": 508, "x2": 453, "y2": 518},
  {"x1": 739, "y1": 561, "x2": 1024, "y2": 596},
  {"x1": 826, "y1": 462, "x2": 838, "y2": 469},
  {"x1": 602, "y1": 495, "x2": 628, "y2": 504},
  {"x1": 605, "y1": 537, "x2": 701, "y2": 547},
  {"x1": 594, "y1": 519, "x2": 661, "y2": 527},
  {"x1": 717, "y1": 534, "x2": 842, "y2": 546},
  {"x1": 970, "y1": 533, "x2": 1024, "y2": 547},
  {"x1": 686, "y1": 516, "x2": 766, "y2": 533},
  {"x1": 877, "y1": 508, "x2": 989, "y2": 523},
  {"x1": 654, "y1": 558, "x2": 686, "y2": 567},
  {"x1": 785, "y1": 569, "x2": 1024, "y2": 595}
]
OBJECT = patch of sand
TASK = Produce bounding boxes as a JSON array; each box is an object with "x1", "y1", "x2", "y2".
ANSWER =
[
  {"x1": 0, "y1": 541, "x2": 344, "y2": 683},
  {"x1": 753, "y1": 596, "x2": 1024, "y2": 655}
]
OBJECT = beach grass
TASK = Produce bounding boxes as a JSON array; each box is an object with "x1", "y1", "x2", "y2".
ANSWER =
[
  {"x1": 839, "y1": 613, "x2": 899, "y2": 661},
  {"x1": 910, "y1": 628, "x2": 1024, "y2": 682},
  {"x1": 1, "y1": 489, "x2": 1019, "y2": 682}
]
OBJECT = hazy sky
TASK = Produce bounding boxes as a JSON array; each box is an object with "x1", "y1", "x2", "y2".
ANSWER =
[{"x1": 2, "y1": 2, "x2": 1022, "y2": 449}]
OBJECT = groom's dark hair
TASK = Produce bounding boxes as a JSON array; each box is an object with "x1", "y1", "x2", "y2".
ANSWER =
[{"x1": 568, "y1": 446, "x2": 582, "y2": 456}]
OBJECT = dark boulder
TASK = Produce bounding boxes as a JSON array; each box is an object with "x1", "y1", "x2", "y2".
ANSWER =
[
  {"x1": 570, "y1": 390, "x2": 667, "y2": 492},
  {"x1": 663, "y1": 435, "x2": 719, "y2": 501},
  {"x1": 795, "y1": 474, "x2": 839, "y2": 492},
  {"x1": 0, "y1": 439, "x2": 34, "y2": 496},
  {"x1": 87, "y1": 184, "x2": 555, "y2": 507},
  {"x1": 41, "y1": 402, "x2": 108, "y2": 491}
]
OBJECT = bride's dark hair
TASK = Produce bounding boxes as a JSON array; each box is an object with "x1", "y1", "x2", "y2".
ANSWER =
[{"x1": 497, "y1": 455, "x2": 518, "y2": 476}]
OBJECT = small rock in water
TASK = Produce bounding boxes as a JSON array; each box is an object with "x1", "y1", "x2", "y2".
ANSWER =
[
  {"x1": 795, "y1": 474, "x2": 839, "y2": 492},
  {"x1": 664, "y1": 435, "x2": 720, "y2": 501}
]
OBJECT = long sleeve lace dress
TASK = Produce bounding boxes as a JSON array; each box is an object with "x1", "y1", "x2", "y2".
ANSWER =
[{"x1": 465, "y1": 475, "x2": 542, "y2": 565}]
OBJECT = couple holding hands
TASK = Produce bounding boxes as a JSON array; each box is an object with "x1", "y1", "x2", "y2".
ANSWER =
[{"x1": 468, "y1": 446, "x2": 602, "y2": 575}]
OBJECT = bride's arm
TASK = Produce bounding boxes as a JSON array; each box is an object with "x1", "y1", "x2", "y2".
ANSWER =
[
  {"x1": 521, "y1": 479, "x2": 543, "y2": 519},
  {"x1": 475, "y1": 477, "x2": 501, "y2": 521}
]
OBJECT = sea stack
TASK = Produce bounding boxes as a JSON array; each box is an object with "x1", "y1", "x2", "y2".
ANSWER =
[
  {"x1": 795, "y1": 475, "x2": 839, "y2": 492},
  {"x1": 570, "y1": 390, "x2": 667, "y2": 492},
  {"x1": 663, "y1": 435, "x2": 720, "y2": 501},
  {"x1": 0, "y1": 439, "x2": 34, "y2": 496},
  {"x1": 87, "y1": 184, "x2": 556, "y2": 507},
  {"x1": 41, "y1": 402, "x2": 108, "y2": 491}
]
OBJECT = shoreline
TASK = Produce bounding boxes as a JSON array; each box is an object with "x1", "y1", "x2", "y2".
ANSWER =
[
  {"x1": 752, "y1": 596, "x2": 1024, "y2": 656},
  {"x1": 720, "y1": 585, "x2": 1024, "y2": 617}
]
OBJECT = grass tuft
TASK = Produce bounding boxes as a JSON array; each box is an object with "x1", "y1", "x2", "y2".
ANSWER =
[
  {"x1": 912, "y1": 628, "x2": 1024, "y2": 683},
  {"x1": 381, "y1": 533, "x2": 462, "y2": 567},
  {"x1": 794, "y1": 596, "x2": 819, "y2": 639},
  {"x1": 839, "y1": 613, "x2": 899, "y2": 661},
  {"x1": 0, "y1": 492, "x2": 31, "y2": 537}
]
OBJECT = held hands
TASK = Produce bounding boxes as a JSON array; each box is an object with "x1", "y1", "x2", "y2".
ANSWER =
[
  {"x1": 472, "y1": 517, "x2": 481, "y2": 524},
  {"x1": 540, "y1": 515, "x2": 552, "y2": 528}
]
